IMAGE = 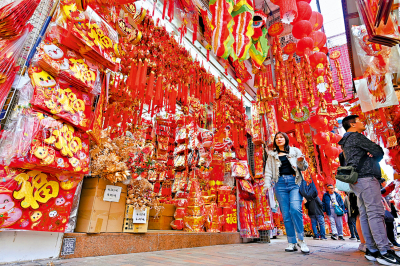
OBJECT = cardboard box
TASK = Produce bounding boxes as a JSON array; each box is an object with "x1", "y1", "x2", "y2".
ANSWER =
[
  {"x1": 82, "y1": 177, "x2": 127, "y2": 193},
  {"x1": 75, "y1": 187, "x2": 110, "y2": 233},
  {"x1": 106, "y1": 192, "x2": 127, "y2": 232},
  {"x1": 149, "y1": 204, "x2": 176, "y2": 217},
  {"x1": 75, "y1": 177, "x2": 127, "y2": 233},
  {"x1": 123, "y1": 206, "x2": 150, "y2": 233},
  {"x1": 148, "y1": 216, "x2": 174, "y2": 230}
]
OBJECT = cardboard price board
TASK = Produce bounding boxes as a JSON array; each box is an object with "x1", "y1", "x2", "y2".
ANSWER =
[
  {"x1": 103, "y1": 185, "x2": 122, "y2": 202},
  {"x1": 132, "y1": 209, "x2": 147, "y2": 223}
]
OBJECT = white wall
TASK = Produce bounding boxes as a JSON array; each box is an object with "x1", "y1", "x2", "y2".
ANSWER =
[{"x1": 0, "y1": 231, "x2": 63, "y2": 263}]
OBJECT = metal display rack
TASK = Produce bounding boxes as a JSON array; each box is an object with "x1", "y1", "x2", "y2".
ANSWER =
[{"x1": 0, "y1": 0, "x2": 55, "y2": 129}]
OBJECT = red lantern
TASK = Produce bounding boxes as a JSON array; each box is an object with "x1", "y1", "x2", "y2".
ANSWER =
[
  {"x1": 296, "y1": 37, "x2": 313, "y2": 55},
  {"x1": 313, "y1": 132, "x2": 329, "y2": 145},
  {"x1": 309, "y1": 52, "x2": 327, "y2": 68},
  {"x1": 331, "y1": 161, "x2": 340, "y2": 169},
  {"x1": 331, "y1": 134, "x2": 342, "y2": 143},
  {"x1": 297, "y1": 0, "x2": 311, "y2": 2},
  {"x1": 309, "y1": 31, "x2": 327, "y2": 50},
  {"x1": 292, "y1": 1, "x2": 312, "y2": 24},
  {"x1": 309, "y1": 11, "x2": 323, "y2": 31},
  {"x1": 292, "y1": 20, "x2": 312, "y2": 39},
  {"x1": 280, "y1": 0, "x2": 298, "y2": 24},
  {"x1": 313, "y1": 68, "x2": 325, "y2": 78},
  {"x1": 320, "y1": 47, "x2": 329, "y2": 54},
  {"x1": 324, "y1": 145, "x2": 339, "y2": 158}
]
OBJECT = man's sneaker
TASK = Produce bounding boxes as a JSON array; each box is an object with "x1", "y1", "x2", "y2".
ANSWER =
[
  {"x1": 339, "y1": 236, "x2": 345, "y2": 241},
  {"x1": 359, "y1": 243, "x2": 367, "y2": 253},
  {"x1": 331, "y1": 235, "x2": 338, "y2": 240},
  {"x1": 365, "y1": 249, "x2": 379, "y2": 261},
  {"x1": 357, "y1": 238, "x2": 361, "y2": 242},
  {"x1": 349, "y1": 237, "x2": 357, "y2": 240},
  {"x1": 297, "y1": 240, "x2": 310, "y2": 254},
  {"x1": 321, "y1": 237, "x2": 328, "y2": 240},
  {"x1": 285, "y1": 243, "x2": 298, "y2": 252},
  {"x1": 387, "y1": 250, "x2": 400, "y2": 263},
  {"x1": 377, "y1": 252, "x2": 400, "y2": 265}
]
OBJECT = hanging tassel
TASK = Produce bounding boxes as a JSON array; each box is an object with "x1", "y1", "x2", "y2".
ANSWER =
[
  {"x1": 146, "y1": 71, "x2": 155, "y2": 104},
  {"x1": 192, "y1": 22, "x2": 197, "y2": 44},
  {"x1": 152, "y1": 0, "x2": 157, "y2": 17},
  {"x1": 134, "y1": 60, "x2": 143, "y2": 98},
  {"x1": 207, "y1": 49, "x2": 210, "y2": 62},
  {"x1": 182, "y1": 83, "x2": 188, "y2": 105},
  {"x1": 168, "y1": 0, "x2": 174, "y2": 22},
  {"x1": 138, "y1": 60, "x2": 148, "y2": 100},
  {"x1": 154, "y1": 75, "x2": 162, "y2": 104},
  {"x1": 162, "y1": 0, "x2": 167, "y2": 20}
]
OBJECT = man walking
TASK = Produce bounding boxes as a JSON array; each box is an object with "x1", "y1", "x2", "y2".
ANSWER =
[
  {"x1": 305, "y1": 196, "x2": 326, "y2": 240},
  {"x1": 338, "y1": 115, "x2": 400, "y2": 265},
  {"x1": 323, "y1": 185, "x2": 345, "y2": 240},
  {"x1": 344, "y1": 191, "x2": 360, "y2": 241}
]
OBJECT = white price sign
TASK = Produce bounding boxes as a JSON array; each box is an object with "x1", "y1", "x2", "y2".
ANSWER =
[
  {"x1": 132, "y1": 209, "x2": 147, "y2": 223},
  {"x1": 103, "y1": 185, "x2": 122, "y2": 202}
]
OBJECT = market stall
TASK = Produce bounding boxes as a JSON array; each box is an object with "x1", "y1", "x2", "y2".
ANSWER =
[{"x1": 0, "y1": 0, "x2": 400, "y2": 263}]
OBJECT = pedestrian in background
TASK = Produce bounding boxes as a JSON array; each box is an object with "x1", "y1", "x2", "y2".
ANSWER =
[
  {"x1": 305, "y1": 196, "x2": 326, "y2": 240},
  {"x1": 344, "y1": 191, "x2": 360, "y2": 241},
  {"x1": 323, "y1": 185, "x2": 345, "y2": 240}
]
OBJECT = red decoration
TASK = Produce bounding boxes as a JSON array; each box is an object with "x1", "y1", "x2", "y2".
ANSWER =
[
  {"x1": 324, "y1": 145, "x2": 340, "y2": 158},
  {"x1": 283, "y1": 43, "x2": 297, "y2": 55},
  {"x1": 296, "y1": 37, "x2": 313, "y2": 55},
  {"x1": 268, "y1": 21, "x2": 284, "y2": 36},
  {"x1": 292, "y1": 20, "x2": 313, "y2": 39},
  {"x1": 309, "y1": 52, "x2": 327, "y2": 68},
  {"x1": 309, "y1": 11, "x2": 323, "y2": 31},
  {"x1": 309, "y1": 31, "x2": 327, "y2": 50},
  {"x1": 313, "y1": 132, "x2": 329, "y2": 145},
  {"x1": 292, "y1": 1, "x2": 312, "y2": 24},
  {"x1": 279, "y1": 0, "x2": 298, "y2": 24}
]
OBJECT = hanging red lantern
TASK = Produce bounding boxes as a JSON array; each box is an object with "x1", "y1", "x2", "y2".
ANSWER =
[
  {"x1": 324, "y1": 145, "x2": 339, "y2": 158},
  {"x1": 309, "y1": 11, "x2": 323, "y2": 31},
  {"x1": 309, "y1": 52, "x2": 327, "y2": 68},
  {"x1": 271, "y1": 0, "x2": 280, "y2": 4},
  {"x1": 313, "y1": 132, "x2": 330, "y2": 145},
  {"x1": 280, "y1": 0, "x2": 298, "y2": 24},
  {"x1": 331, "y1": 161, "x2": 340, "y2": 169},
  {"x1": 292, "y1": 1, "x2": 312, "y2": 24},
  {"x1": 320, "y1": 47, "x2": 329, "y2": 54},
  {"x1": 313, "y1": 68, "x2": 325, "y2": 78},
  {"x1": 309, "y1": 31, "x2": 327, "y2": 50},
  {"x1": 331, "y1": 133, "x2": 342, "y2": 144},
  {"x1": 292, "y1": 20, "x2": 312, "y2": 39},
  {"x1": 297, "y1": 0, "x2": 311, "y2": 2},
  {"x1": 296, "y1": 37, "x2": 313, "y2": 55}
]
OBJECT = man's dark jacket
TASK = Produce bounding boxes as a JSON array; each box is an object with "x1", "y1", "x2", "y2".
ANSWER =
[
  {"x1": 305, "y1": 197, "x2": 324, "y2": 216},
  {"x1": 338, "y1": 132, "x2": 384, "y2": 179},
  {"x1": 323, "y1": 192, "x2": 345, "y2": 216}
]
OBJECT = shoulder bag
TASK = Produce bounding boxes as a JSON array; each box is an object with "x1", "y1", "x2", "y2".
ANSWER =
[
  {"x1": 335, "y1": 136, "x2": 369, "y2": 184},
  {"x1": 331, "y1": 196, "x2": 344, "y2": 216}
]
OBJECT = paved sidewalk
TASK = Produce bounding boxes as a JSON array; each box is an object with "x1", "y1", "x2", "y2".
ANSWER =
[{"x1": 7, "y1": 237, "x2": 377, "y2": 266}]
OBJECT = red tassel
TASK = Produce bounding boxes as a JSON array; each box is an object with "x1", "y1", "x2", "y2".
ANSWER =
[
  {"x1": 162, "y1": 0, "x2": 167, "y2": 19},
  {"x1": 168, "y1": 0, "x2": 174, "y2": 22},
  {"x1": 138, "y1": 60, "x2": 148, "y2": 100},
  {"x1": 193, "y1": 23, "x2": 197, "y2": 44},
  {"x1": 146, "y1": 71, "x2": 155, "y2": 103},
  {"x1": 154, "y1": 76, "x2": 162, "y2": 103},
  {"x1": 152, "y1": 0, "x2": 156, "y2": 16},
  {"x1": 207, "y1": 49, "x2": 210, "y2": 61},
  {"x1": 182, "y1": 83, "x2": 188, "y2": 105}
]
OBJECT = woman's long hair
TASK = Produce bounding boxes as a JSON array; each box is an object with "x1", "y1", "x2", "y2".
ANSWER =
[{"x1": 273, "y1": 132, "x2": 290, "y2": 153}]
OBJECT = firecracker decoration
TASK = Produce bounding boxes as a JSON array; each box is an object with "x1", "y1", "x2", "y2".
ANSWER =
[
  {"x1": 126, "y1": 178, "x2": 162, "y2": 214},
  {"x1": 271, "y1": 36, "x2": 290, "y2": 120},
  {"x1": 301, "y1": 54, "x2": 316, "y2": 108},
  {"x1": 329, "y1": 50, "x2": 347, "y2": 99}
]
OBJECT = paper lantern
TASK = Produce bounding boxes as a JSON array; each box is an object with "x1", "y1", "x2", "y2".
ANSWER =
[
  {"x1": 331, "y1": 161, "x2": 340, "y2": 169},
  {"x1": 320, "y1": 47, "x2": 329, "y2": 54},
  {"x1": 292, "y1": 1, "x2": 312, "y2": 24},
  {"x1": 309, "y1": 115, "x2": 328, "y2": 131},
  {"x1": 309, "y1": 11, "x2": 323, "y2": 31},
  {"x1": 313, "y1": 132, "x2": 330, "y2": 145},
  {"x1": 280, "y1": 0, "x2": 298, "y2": 24},
  {"x1": 309, "y1": 52, "x2": 327, "y2": 68},
  {"x1": 324, "y1": 145, "x2": 339, "y2": 158},
  {"x1": 297, "y1": 0, "x2": 311, "y2": 2},
  {"x1": 296, "y1": 37, "x2": 313, "y2": 55},
  {"x1": 309, "y1": 31, "x2": 327, "y2": 50},
  {"x1": 331, "y1": 134, "x2": 342, "y2": 143},
  {"x1": 292, "y1": 20, "x2": 312, "y2": 39},
  {"x1": 313, "y1": 68, "x2": 325, "y2": 78}
]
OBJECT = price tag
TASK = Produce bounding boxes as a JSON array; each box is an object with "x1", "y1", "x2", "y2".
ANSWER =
[
  {"x1": 103, "y1": 185, "x2": 122, "y2": 202},
  {"x1": 132, "y1": 208, "x2": 147, "y2": 223}
]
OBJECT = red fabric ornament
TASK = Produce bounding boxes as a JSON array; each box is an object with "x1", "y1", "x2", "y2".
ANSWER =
[
  {"x1": 193, "y1": 23, "x2": 198, "y2": 44},
  {"x1": 324, "y1": 145, "x2": 339, "y2": 158},
  {"x1": 309, "y1": 52, "x2": 327, "y2": 68},
  {"x1": 309, "y1": 31, "x2": 327, "y2": 50},
  {"x1": 292, "y1": 1, "x2": 312, "y2": 24},
  {"x1": 297, "y1": 0, "x2": 311, "y2": 2},
  {"x1": 320, "y1": 46, "x2": 329, "y2": 54},
  {"x1": 291, "y1": 20, "x2": 312, "y2": 39},
  {"x1": 313, "y1": 132, "x2": 329, "y2": 145},
  {"x1": 280, "y1": 0, "x2": 298, "y2": 24},
  {"x1": 309, "y1": 11, "x2": 323, "y2": 31},
  {"x1": 313, "y1": 68, "x2": 325, "y2": 78},
  {"x1": 296, "y1": 37, "x2": 313, "y2": 55}
]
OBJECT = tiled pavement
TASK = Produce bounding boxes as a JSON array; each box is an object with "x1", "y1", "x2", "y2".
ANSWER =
[{"x1": 6, "y1": 237, "x2": 379, "y2": 266}]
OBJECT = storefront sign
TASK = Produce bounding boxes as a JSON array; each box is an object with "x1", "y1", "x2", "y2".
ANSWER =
[{"x1": 132, "y1": 209, "x2": 147, "y2": 223}]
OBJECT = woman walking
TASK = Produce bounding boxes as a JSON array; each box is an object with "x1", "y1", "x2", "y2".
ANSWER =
[{"x1": 264, "y1": 132, "x2": 309, "y2": 253}]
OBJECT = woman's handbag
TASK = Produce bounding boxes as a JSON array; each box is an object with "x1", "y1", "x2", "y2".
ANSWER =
[{"x1": 299, "y1": 178, "x2": 318, "y2": 201}]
